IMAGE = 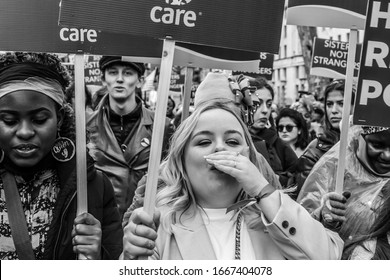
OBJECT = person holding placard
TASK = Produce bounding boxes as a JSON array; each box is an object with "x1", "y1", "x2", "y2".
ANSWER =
[
  {"x1": 0, "y1": 52, "x2": 123, "y2": 260},
  {"x1": 124, "y1": 73, "x2": 282, "y2": 226},
  {"x1": 121, "y1": 75, "x2": 344, "y2": 260},
  {"x1": 297, "y1": 125, "x2": 390, "y2": 249},
  {"x1": 87, "y1": 56, "x2": 174, "y2": 219}
]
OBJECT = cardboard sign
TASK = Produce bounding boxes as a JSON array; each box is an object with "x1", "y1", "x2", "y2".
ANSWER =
[
  {"x1": 353, "y1": 0, "x2": 390, "y2": 127},
  {"x1": 233, "y1": 53, "x2": 275, "y2": 81},
  {"x1": 1, "y1": 0, "x2": 274, "y2": 72},
  {"x1": 173, "y1": 43, "x2": 262, "y2": 72},
  {"x1": 0, "y1": 0, "x2": 161, "y2": 58},
  {"x1": 65, "y1": 55, "x2": 103, "y2": 86},
  {"x1": 287, "y1": 0, "x2": 368, "y2": 29},
  {"x1": 311, "y1": 38, "x2": 361, "y2": 79},
  {"x1": 59, "y1": 0, "x2": 285, "y2": 54}
]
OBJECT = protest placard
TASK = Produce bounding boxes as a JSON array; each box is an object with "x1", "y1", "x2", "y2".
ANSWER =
[
  {"x1": 287, "y1": 0, "x2": 368, "y2": 29},
  {"x1": 286, "y1": 0, "x2": 365, "y2": 194},
  {"x1": 233, "y1": 53, "x2": 275, "y2": 81},
  {"x1": 353, "y1": 0, "x2": 390, "y2": 127},
  {"x1": 310, "y1": 38, "x2": 361, "y2": 79},
  {"x1": 59, "y1": 0, "x2": 285, "y2": 54}
]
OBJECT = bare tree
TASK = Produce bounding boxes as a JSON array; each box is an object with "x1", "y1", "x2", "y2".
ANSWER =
[{"x1": 297, "y1": 25, "x2": 330, "y2": 100}]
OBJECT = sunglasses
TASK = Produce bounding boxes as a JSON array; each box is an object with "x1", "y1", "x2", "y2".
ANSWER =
[{"x1": 277, "y1": 125, "x2": 297, "y2": 132}]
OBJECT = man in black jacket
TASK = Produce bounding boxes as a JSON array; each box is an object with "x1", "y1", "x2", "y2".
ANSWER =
[{"x1": 87, "y1": 56, "x2": 174, "y2": 218}]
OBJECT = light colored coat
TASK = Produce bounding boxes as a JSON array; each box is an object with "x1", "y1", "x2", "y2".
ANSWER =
[{"x1": 151, "y1": 192, "x2": 344, "y2": 260}]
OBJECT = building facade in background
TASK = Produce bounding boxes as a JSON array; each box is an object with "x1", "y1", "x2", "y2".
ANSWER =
[{"x1": 273, "y1": 14, "x2": 364, "y2": 107}]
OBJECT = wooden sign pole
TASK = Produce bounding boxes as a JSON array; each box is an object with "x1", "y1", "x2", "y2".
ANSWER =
[
  {"x1": 74, "y1": 53, "x2": 88, "y2": 215},
  {"x1": 142, "y1": 38, "x2": 175, "y2": 214},
  {"x1": 334, "y1": 28, "x2": 358, "y2": 194},
  {"x1": 74, "y1": 53, "x2": 88, "y2": 260},
  {"x1": 181, "y1": 66, "x2": 194, "y2": 122}
]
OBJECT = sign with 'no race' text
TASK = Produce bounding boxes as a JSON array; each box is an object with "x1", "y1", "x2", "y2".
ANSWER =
[
  {"x1": 59, "y1": 0, "x2": 285, "y2": 54},
  {"x1": 353, "y1": 0, "x2": 390, "y2": 127}
]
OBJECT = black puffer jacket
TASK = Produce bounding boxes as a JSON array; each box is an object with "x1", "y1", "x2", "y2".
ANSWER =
[
  {"x1": 43, "y1": 157, "x2": 123, "y2": 260},
  {"x1": 292, "y1": 135, "x2": 336, "y2": 200},
  {"x1": 0, "y1": 154, "x2": 123, "y2": 260},
  {"x1": 251, "y1": 128, "x2": 298, "y2": 188}
]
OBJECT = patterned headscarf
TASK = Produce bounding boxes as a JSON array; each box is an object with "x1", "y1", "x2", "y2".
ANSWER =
[{"x1": 0, "y1": 63, "x2": 66, "y2": 106}]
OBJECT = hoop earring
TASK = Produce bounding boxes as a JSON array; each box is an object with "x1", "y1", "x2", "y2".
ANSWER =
[
  {"x1": 51, "y1": 129, "x2": 75, "y2": 162},
  {"x1": 0, "y1": 149, "x2": 4, "y2": 163}
]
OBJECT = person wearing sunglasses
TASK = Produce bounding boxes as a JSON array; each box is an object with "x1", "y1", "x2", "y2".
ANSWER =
[
  {"x1": 248, "y1": 77, "x2": 298, "y2": 188},
  {"x1": 292, "y1": 80, "x2": 349, "y2": 198},
  {"x1": 275, "y1": 108, "x2": 309, "y2": 158}
]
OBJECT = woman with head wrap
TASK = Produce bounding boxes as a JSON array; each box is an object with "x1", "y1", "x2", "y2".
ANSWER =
[
  {"x1": 0, "y1": 52, "x2": 122, "y2": 259},
  {"x1": 297, "y1": 125, "x2": 390, "y2": 252}
]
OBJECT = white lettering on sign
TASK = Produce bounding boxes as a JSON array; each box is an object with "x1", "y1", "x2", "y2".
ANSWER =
[
  {"x1": 259, "y1": 53, "x2": 267, "y2": 60},
  {"x1": 365, "y1": 41, "x2": 389, "y2": 68},
  {"x1": 150, "y1": 6, "x2": 197, "y2": 27},
  {"x1": 359, "y1": 79, "x2": 390, "y2": 106},
  {"x1": 370, "y1": 1, "x2": 390, "y2": 29},
  {"x1": 324, "y1": 40, "x2": 349, "y2": 50},
  {"x1": 329, "y1": 50, "x2": 348, "y2": 59},
  {"x1": 59, "y1": 28, "x2": 98, "y2": 42},
  {"x1": 313, "y1": 56, "x2": 347, "y2": 67},
  {"x1": 259, "y1": 68, "x2": 272, "y2": 75}
]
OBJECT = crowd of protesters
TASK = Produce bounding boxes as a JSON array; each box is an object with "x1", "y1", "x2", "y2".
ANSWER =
[{"x1": 0, "y1": 52, "x2": 389, "y2": 260}]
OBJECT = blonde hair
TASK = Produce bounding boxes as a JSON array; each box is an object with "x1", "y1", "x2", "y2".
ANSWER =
[{"x1": 156, "y1": 100, "x2": 263, "y2": 231}]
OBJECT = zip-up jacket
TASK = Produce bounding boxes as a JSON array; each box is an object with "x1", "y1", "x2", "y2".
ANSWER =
[{"x1": 87, "y1": 94, "x2": 174, "y2": 218}]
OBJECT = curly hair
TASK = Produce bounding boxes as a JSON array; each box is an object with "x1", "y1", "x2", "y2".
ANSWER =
[
  {"x1": 0, "y1": 51, "x2": 76, "y2": 144},
  {"x1": 0, "y1": 52, "x2": 71, "y2": 90},
  {"x1": 249, "y1": 76, "x2": 275, "y2": 99}
]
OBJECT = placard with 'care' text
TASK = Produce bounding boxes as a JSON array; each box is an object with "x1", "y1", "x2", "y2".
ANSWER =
[{"x1": 59, "y1": 0, "x2": 285, "y2": 54}]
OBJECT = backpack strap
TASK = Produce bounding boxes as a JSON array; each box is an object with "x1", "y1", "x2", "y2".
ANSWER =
[{"x1": 1, "y1": 171, "x2": 35, "y2": 259}]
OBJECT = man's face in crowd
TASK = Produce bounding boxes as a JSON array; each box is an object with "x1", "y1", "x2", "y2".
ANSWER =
[{"x1": 103, "y1": 63, "x2": 140, "y2": 103}]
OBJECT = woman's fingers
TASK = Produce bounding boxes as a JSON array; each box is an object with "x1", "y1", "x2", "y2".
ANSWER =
[
  {"x1": 122, "y1": 208, "x2": 160, "y2": 260},
  {"x1": 132, "y1": 208, "x2": 158, "y2": 231}
]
